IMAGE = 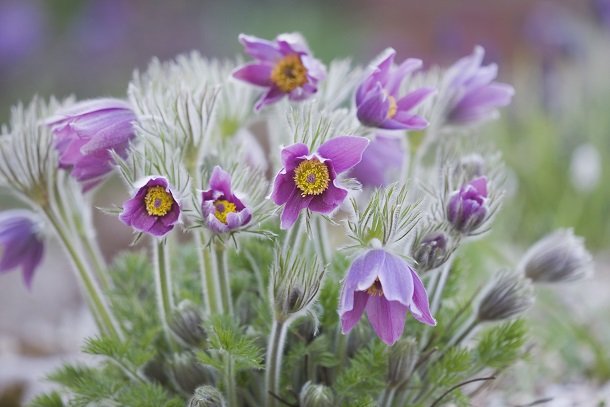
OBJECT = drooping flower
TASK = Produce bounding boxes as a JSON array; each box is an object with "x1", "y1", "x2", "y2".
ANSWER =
[
  {"x1": 201, "y1": 166, "x2": 251, "y2": 233},
  {"x1": 444, "y1": 46, "x2": 514, "y2": 125},
  {"x1": 232, "y1": 33, "x2": 326, "y2": 110},
  {"x1": 271, "y1": 136, "x2": 369, "y2": 229},
  {"x1": 0, "y1": 210, "x2": 44, "y2": 289},
  {"x1": 339, "y1": 249, "x2": 435, "y2": 345},
  {"x1": 119, "y1": 177, "x2": 180, "y2": 237},
  {"x1": 348, "y1": 133, "x2": 405, "y2": 188},
  {"x1": 355, "y1": 48, "x2": 434, "y2": 130},
  {"x1": 47, "y1": 98, "x2": 136, "y2": 191},
  {"x1": 447, "y1": 176, "x2": 488, "y2": 233}
]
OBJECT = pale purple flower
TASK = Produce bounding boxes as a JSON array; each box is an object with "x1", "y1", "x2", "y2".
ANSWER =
[
  {"x1": 202, "y1": 166, "x2": 251, "y2": 233},
  {"x1": 348, "y1": 134, "x2": 405, "y2": 188},
  {"x1": 271, "y1": 136, "x2": 369, "y2": 230},
  {"x1": 232, "y1": 33, "x2": 326, "y2": 110},
  {"x1": 0, "y1": 210, "x2": 44, "y2": 289},
  {"x1": 47, "y1": 98, "x2": 136, "y2": 191},
  {"x1": 119, "y1": 177, "x2": 180, "y2": 237},
  {"x1": 355, "y1": 48, "x2": 434, "y2": 130},
  {"x1": 339, "y1": 249, "x2": 435, "y2": 345},
  {"x1": 447, "y1": 176, "x2": 488, "y2": 233},
  {"x1": 444, "y1": 46, "x2": 514, "y2": 125}
]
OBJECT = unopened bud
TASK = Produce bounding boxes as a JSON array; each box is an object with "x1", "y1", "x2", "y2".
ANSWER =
[
  {"x1": 447, "y1": 177, "x2": 488, "y2": 234},
  {"x1": 477, "y1": 271, "x2": 534, "y2": 321},
  {"x1": 188, "y1": 385, "x2": 225, "y2": 407},
  {"x1": 521, "y1": 229, "x2": 593, "y2": 283},
  {"x1": 299, "y1": 381, "x2": 335, "y2": 407},
  {"x1": 170, "y1": 353, "x2": 214, "y2": 394},
  {"x1": 387, "y1": 337, "x2": 418, "y2": 386},
  {"x1": 169, "y1": 301, "x2": 206, "y2": 347},
  {"x1": 413, "y1": 231, "x2": 450, "y2": 272}
]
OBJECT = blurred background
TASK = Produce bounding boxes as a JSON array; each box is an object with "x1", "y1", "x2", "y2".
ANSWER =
[{"x1": 1, "y1": 0, "x2": 609, "y2": 405}]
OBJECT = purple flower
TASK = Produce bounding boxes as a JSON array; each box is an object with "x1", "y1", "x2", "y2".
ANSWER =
[
  {"x1": 348, "y1": 133, "x2": 405, "y2": 188},
  {"x1": 202, "y1": 166, "x2": 252, "y2": 233},
  {"x1": 445, "y1": 46, "x2": 514, "y2": 125},
  {"x1": 355, "y1": 48, "x2": 434, "y2": 130},
  {"x1": 119, "y1": 177, "x2": 180, "y2": 237},
  {"x1": 232, "y1": 33, "x2": 326, "y2": 110},
  {"x1": 47, "y1": 98, "x2": 136, "y2": 191},
  {"x1": 0, "y1": 210, "x2": 44, "y2": 289},
  {"x1": 339, "y1": 249, "x2": 435, "y2": 345},
  {"x1": 271, "y1": 136, "x2": 369, "y2": 230},
  {"x1": 447, "y1": 176, "x2": 488, "y2": 233}
]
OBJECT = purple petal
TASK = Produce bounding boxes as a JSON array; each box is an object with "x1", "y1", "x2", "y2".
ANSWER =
[
  {"x1": 271, "y1": 171, "x2": 297, "y2": 205},
  {"x1": 276, "y1": 32, "x2": 310, "y2": 55},
  {"x1": 280, "y1": 189, "x2": 312, "y2": 229},
  {"x1": 317, "y1": 136, "x2": 369, "y2": 174},
  {"x1": 238, "y1": 34, "x2": 282, "y2": 61},
  {"x1": 147, "y1": 219, "x2": 175, "y2": 237},
  {"x1": 470, "y1": 176, "x2": 488, "y2": 197},
  {"x1": 366, "y1": 295, "x2": 408, "y2": 345},
  {"x1": 348, "y1": 134, "x2": 404, "y2": 188},
  {"x1": 280, "y1": 143, "x2": 309, "y2": 170},
  {"x1": 308, "y1": 182, "x2": 348, "y2": 214},
  {"x1": 232, "y1": 63, "x2": 273, "y2": 87},
  {"x1": 385, "y1": 58, "x2": 422, "y2": 96},
  {"x1": 340, "y1": 290, "x2": 368, "y2": 334},
  {"x1": 409, "y1": 269, "x2": 436, "y2": 326},
  {"x1": 356, "y1": 83, "x2": 390, "y2": 127},
  {"x1": 209, "y1": 166, "x2": 233, "y2": 198},
  {"x1": 339, "y1": 251, "x2": 381, "y2": 316},
  {"x1": 396, "y1": 87, "x2": 435, "y2": 112},
  {"x1": 21, "y1": 239, "x2": 43, "y2": 289},
  {"x1": 255, "y1": 86, "x2": 285, "y2": 111},
  {"x1": 387, "y1": 111, "x2": 429, "y2": 130},
  {"x1": 377, "y1": 252, "x2": 415, "y2": 306}
]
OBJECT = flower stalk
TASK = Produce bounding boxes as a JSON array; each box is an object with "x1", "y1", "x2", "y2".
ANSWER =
[
  {"x1": 152, "y1": 239, "x2": 174, "y2": 339},
  {"x1": 265, "y1": 318, "x2": 290, "y2": 407}
]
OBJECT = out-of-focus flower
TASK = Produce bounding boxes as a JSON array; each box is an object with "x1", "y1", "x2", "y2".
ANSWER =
[
  {"x1": 477, "y1": 271, "x2": 534, "y2": 322},
  {"x1": 119, "y1": 177, "x2": 180, "y2": 237},
  {"x1": 232, "y1": 33, "x2": 326, "y2": 110},
  {"x1": 569, "y1": 143, "x2": 601, "y2": 193},
  {"x1": 593, "y1": 0, "x2": 610, "y2": 29},
  {"x1": 348, "y1": 133, "x2": 405, "y2": 188},
  {"x1": 188, "y1": 385, "x2": 225, "y2": 407},
  {"x1": 444, "y1": 46, "x2": 514, "y2": 125},
  {"x1": 0, "y1": 1, "x2": 45, "y2": 67},
  {"x1": 299, "y1": 381, "x2": 335, "y2": 407},
  {"x1": 271, "y1": 136, "x2": 368, "y2": 229},
  {"x1": 201, "y1": 166, "x2": 251, "y2": 233},
  {"x1": 339, "y1": 249, "x2": 435, "y2": 345},
  {"x1": 521, "y1": 229, "x2": 593, "y2": 283},
  {"x1": 0, "y1": 210, "x2": 44, "y2": 289},
  {"x1": 355, "y1": 48, "x2": 434, "y2": 130},
  {"x1": 47, "y1": 98, "x2": 136, "y2": 191},
  {"x1": 412, "y1": 231, "x2": 450, "y2": 272},
  {"x1": 447, "y1": 176, "x2": 488, "y2": 234}
]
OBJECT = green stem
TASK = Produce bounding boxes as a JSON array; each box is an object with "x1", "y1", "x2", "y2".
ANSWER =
[
  {"x1": 212, "y1": 241, "x2": 233, "y2": 316},
  {"x1": 313, "y1": 216, "x2": 331, "y2": 265},
  {"x1": 265, "y1": 319, "x2": 289, "y2": 407},
  {"x1": 196, "y1": 232, "x2": 221, "y2": 315},
  {"x1": 224, "y1": 355, "x2": 238, "y2": 407},
  {"x1": 153, "y1": 240, "x2": 174, "y2": 339},
  {"x1": 380, "y1": 386, "x2": 396, "y2": 407}
]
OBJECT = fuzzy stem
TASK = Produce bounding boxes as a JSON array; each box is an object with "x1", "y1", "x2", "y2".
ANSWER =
[
  {"x1": 430, "y1": 262, "x2": 451, "y2": 315},
  {"x1": 212, "y1": 241, "x2": 233, "y2": 316},
  {"x1": 265, "y1": 319, "x2": 290, "y2": 407},
  {"x1": 224, "y1": 354, "x2": 238, "y2": 407},
  {"x1": 380, "y1": 386, "x2": 397, "y2": 407},
  {"x1": 153, "y1": 240, "x2": 174, "y2": 339},
  {"x1": 196, "y1": 231, "x2": 222, "y2": 315},
  {"x1": 312, "y1": 216, "x2": 331, "y2": 265}
]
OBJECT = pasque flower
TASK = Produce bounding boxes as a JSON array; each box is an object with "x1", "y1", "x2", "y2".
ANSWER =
[
  {"x1": 271, "y1": 136, "x2": 369, "y2": 229},
  {"x1": 233, "y1": 33, "x2": 326, "y2": 110},
  {"x1": 444, "y1": 46, "x2": 514, "y2": 125},
  {"x1": 447, "y1": 176, "x2": 488, "y2": 233},
  {"x1": 0, "y1": 210, "x2": 44, "y2": 289},
  {"x1": 201, "y1": 166, "x2": 251, "y2": 233},
  {"x1": 47, "y1": 98, "x2": 136, "y2": 191},
  {"x1": 355, "y1": 48, "x2": 434, "y2": 130},
  {"x1": 348, "y1": 133, "x2": 405, "y2": 188},
  {"x1": 119, "y1": 177, "x2": 180, "y2": 237},
  {"x1": 339, "y1": 249, "x2": 435, "y2": 345}
]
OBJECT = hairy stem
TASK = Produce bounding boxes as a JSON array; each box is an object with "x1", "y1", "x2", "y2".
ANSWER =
[
  {"x1": 196, "y1": 231, "x2": 221, "y2": 315},
  {"x1": 213, "y1": 242, "x2": 233, "y2": 316},
  {"x1": 265, "y1": 319, "x2": 290, "y2": 407},
  {"x1": 224, "y1": 354, "x2": 238, "y2": 407},
  {"x1": 153, "y1": 239, "x2": 174, "y2": 339}
]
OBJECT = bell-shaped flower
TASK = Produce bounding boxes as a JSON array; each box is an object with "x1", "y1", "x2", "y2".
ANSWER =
[
  {"x1": 119, "y1": 176, "x2": 180, "y2": 237},
  {"x1": 339, "y1": 249, "x2": 435, "y2": 345},
  {"x1": 201, "y1": 166, "x2": 251, "y2": 234},
  {"x1": 47, "y1": 98, "x2": 136, "y2": 191},
  {"x1": 271, "y1": 136, "x2": 369, "y2": 229},
  {"x1": 232, "y1": 33, "x2": 326, "y2": 110},
  {"x1": 355, "y1": 48, "x2": 434, "y2": 130},
  {"x1": 447, "y1": 176, "x2": 488, "y2": 233},
  {"x1": 348, "y1": 133, "x2": 405, "y2": 188},
  {"x1": 0, "y1": 210, "x2": 44, "y2": 289}
]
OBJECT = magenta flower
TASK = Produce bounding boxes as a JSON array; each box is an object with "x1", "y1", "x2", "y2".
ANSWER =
[
  {"x1": 47, "y1": 98, "x2": 136, "y2": 191},
  {"x1": 445, "y1": 46, "x2": 514, "y2": 125},
  {"x1": 348, "y1": 133, "x2": 405, "y2": 188},
  {"x1": 356, "y1": 48, "x2": 434, "y2": 130},
  {"x1": 202, "y1": 166, "x2": 252, "y2": 234},
  {"x1": 271, "y1": 136, "x2": 369, "y2": 230},
  {"x1": 447, "y1": 176, "x2": 488, "y2": 233},
  {"x1": 232, "y1": 33, "x2": 326, "y2": 110},
  {"x1": 0, "y1": 210, "x2": 44, "y2": 289},
  {"x1": 119, "y1": 177, "x2": 180, "y2": 237},
  {"x1": 339, "y1": 249, "x2": 435, "y2": 345}
]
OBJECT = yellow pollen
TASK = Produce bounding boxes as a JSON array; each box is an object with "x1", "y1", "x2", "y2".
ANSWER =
[
  {"x1": 387, "y1": 95, "x2": 398, "y2": 119},
  {"x1": 366, "y1": 279, "x2": 384, "y2": 297},
  {"x1": 144, "y1": 186, "x2": 173, "y2": 217},
  {"x1": 293, "y1": 159, "x2": 330, "y2": 197},
  {"x1": 213, "y1": 199, "x2": 237, "y2": 224},
  {"x1": 271, "y1": 54, "x2": 308, "y2": 93}
]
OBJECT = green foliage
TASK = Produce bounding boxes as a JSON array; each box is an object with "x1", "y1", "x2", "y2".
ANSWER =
[
  {"x1": 335, "y1": 341, "x2": 388, "y2": 405},
  {"x1": 475, "y1": 319, "x2": 527, "y2": 369},
  {"x1": 28, "y1": 392, "x2": 64, "y2": 407},
  {"x1": 426, "y1": 347, "x2": 472, "y2": 389}
]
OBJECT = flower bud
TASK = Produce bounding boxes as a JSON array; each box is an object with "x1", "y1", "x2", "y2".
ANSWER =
[
  {"x1": 447, "y1": 177, "x2": 488, "y2": 234},
  {"x1": 299, "y1": 381, "x2": 335, "y2": 407},
  {"x1": 188, "y1": 385, "x2": 225, "y2": 407},
  {"x1": 412, "y1": 231, "x2": 450, "y2": 272},
  {"x1": 169, "y1": 353, "x2": 215, "y2": 394},
  {"x1": 521, "y1": 229, "x2": 593, "y2": 283},
  {"x1": 387, "y1": 337, "x2": 418, "y2": 386},
  {"x1": 169, "y1": 301, "x2": 206, "y2": 347},
  {"x1": 477, "y1": 271, "x2": 534, "y2": 322},
  {"x1": 455, "y1": 154, "x2": 485, "y2": 181}
]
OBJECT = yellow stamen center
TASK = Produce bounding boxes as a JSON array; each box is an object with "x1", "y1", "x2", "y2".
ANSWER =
[
  {"x1": 387, "y1": 95, "x2": 398, "y2": 119},
  {"x1": 366, "y1": 278, "x2": 384, "y2": 297},
  {"x1": 144, "y1": 186, "x2": 173, "y2": 217},
  {"x1": 271, "y1": 54, "x2": 308, "y2": 92},
  {"x1": 214, "y1": 199, "x2": 237, "y2": 224},
  {"x1": 293, "y1": 159, "x2": 330, "y2": 197}
]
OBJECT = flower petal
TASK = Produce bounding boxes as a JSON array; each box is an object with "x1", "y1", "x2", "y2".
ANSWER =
[
  {"x1": 280, "y1": 189, "x2": 312, "y2": 229},
  {"x1": 280, "y1": 143, "x2": 309, "y2": 170},
  {"x1": 238, "y1": 34, "x2": 282, "y2": 61},
  {"x1": 396, "y1": 87, "x2": 435, "y2": 112},
  {"x1": 255, "y1": 86, "x2": 285, "y2": 110},
  {"x1": 308, "y1": 182, "x2": 348, "y2": 214},
  {"x1": 209, "y1": 166, "x2": 233, "y2": 198},
  {"x1": 366, "y1": 295, "x2": 408, "y2": 345},
  {"x1": 317, "y1": 136, "x2": 369, "y2": 174},
  {"x1": 232, "y1": 63, "x2": 273, "y2": 87},
  {"x1": 377, "y1": 252, "x2": 415, "y2": 306},
  {"x1": 409, "y1": 269, "x2": 436, "y2": 326},
  {"x1": 340, "y1": 290, "x2": 369, "y2": 334},
  {"x1": 271, "y1": 171, "x2": 297, "y2": 205}
]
